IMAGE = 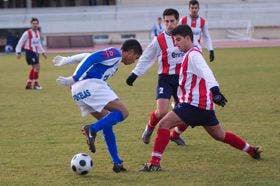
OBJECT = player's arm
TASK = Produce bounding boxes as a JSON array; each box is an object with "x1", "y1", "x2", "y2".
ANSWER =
[
  {"x1": 189, "y1": 52, "x2": 227, "y2": 107},
  {"x1": 126, "y1": 38, "x2": 159, "y2": 86},
  {"x1": 56, "y1": 51, "x2": 106, "y2": 86},
  {"x1": 15, "y1": 31, "x2": 28, "y2": 59},
  {"x1": 202, "y1": 22, "x2": 215, "y2": 62},
  {"x1": 53, "y1": 53, "x2": 91, "y2": 67}
]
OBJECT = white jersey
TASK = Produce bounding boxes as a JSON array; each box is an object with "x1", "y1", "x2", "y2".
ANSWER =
[
  {"x1": 15, "y1": 29, "x2": 45, "y2": 54},
  {"x1": 132, "y1": 31, "x2": 184, "y2": 76},
  {"x1": 178, "y1": 47, "x2": 219, "y2": 110},
  {"x1": 179, "y1": 15, "x2": 213, "y2": 51}
]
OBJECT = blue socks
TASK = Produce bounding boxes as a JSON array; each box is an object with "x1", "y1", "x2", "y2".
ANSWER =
[
  {"x1": 90, "y1": 110, "x2": 124, "y2": 133},
  {"x1": 102, "y1": 126, "x2": 122, "y2": 164},
  {"x1": 89, "y1": 110, "x2": 124, "y2": 164}
]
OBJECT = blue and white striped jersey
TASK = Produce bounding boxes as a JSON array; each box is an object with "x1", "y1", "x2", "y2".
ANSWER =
[{"x1": 72, "y1": 47, "x2": 122, "y2": 82}]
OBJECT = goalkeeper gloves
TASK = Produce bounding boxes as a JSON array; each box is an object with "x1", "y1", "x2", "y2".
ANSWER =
[
  {"x1": 126, "y1": 73, "x2": 138, "y2": 86},
  {"x1": 56, "y1": 76, "x2": 76, "y2": 86},
  {"x1": 209, "y1": 50, "x2": 215, "y2": 62},
  {"x1": 53, "y1": 56, "x2": 68, "y2": 67},
  {"x1": 210, "y1": 86, "x2": 227, "y2": 107}
]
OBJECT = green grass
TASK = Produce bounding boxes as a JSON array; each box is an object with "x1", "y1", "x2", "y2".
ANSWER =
[{"x1": 0, "y1": 47, "x2": 279, "y2": 186}]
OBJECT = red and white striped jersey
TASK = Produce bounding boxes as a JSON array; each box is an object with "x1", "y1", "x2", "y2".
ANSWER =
[
  {"x1": 178, "y1": 47, "x2": 219, "y2": 110},
  {"x1": 15, "y1": 28, "x2": 45, "y2": 54},
  {"x1": 132, "y1": 31, "x2": 184, "y2": 76},
  {"x1": 179, "y1": 15, "x2": 213, "y2": 51}
]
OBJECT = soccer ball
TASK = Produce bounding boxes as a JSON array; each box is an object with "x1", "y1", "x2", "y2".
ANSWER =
[{"x1": 70, "y1": 153, "x2": 93, "y2": 175}]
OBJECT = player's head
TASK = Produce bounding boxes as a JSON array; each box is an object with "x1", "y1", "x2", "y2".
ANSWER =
[
  {"x1": 121, "y1": 39, "x2": 143, "y2": 65},
  {"x1": 171, "y1": 25, "x2": 193, "y2": 52},
  {"x1": 157, "y1": 17, "x2": 162, "y2": 24},
  {"x1": 30, "y1": 17, "x2": 39, "y2": 30},
  {"x1": 162, "y1": 8, "x2": 179, "y2": 34},
  {"x1": 189, "y1": 0, "x2": 200, "y2": 17}
]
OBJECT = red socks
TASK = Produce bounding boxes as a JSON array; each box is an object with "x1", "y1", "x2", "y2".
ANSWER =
[
  {"x1": 171, "y1": 125, "x2": 188, "y2": 139},
  {"x1": 26, "y1": 68, "x2": 34, "y2": 86},
  {"x1": 223, "y1": 131, "x2": 254, "y2": 155},
  {"x1": 33, "y1": 70, "x2": 39, "y2": 86},
  {"x1": 147, "y1": 111, "x2": 161, "y2": 129},
  {"x1": 149, "y1": 128, "x2": 170, "y2": 165}
]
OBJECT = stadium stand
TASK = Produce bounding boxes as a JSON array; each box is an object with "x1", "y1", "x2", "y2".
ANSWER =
[{"x1": 0, "y1": 0, "x2": 279, "y2": 49}]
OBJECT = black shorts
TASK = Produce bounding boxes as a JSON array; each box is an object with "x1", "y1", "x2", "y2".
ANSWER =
[
  {"x1": 156, "y1": 74, "x2": 179, "y2": 102},
  {"x1": 25, "y1": 50, "x2": 39, "y2": 65},
  {"x1": 173, "y1": 102, "x2": 219, "y2": 128}
]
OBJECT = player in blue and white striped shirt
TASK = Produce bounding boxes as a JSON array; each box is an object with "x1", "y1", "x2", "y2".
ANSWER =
[{"x1": 53, "y1": 39, "x2": 142, "y2": 173}]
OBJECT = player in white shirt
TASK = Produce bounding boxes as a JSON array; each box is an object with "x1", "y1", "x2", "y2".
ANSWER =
[
  {"x1": 179, "y1": 0, "x2": 215, "y2": 62},
  {"x1": 15, "y1": 17, "x2": 47, "y2": 90},
  {"x1": 53, "y1": 39, "x2": 143, "y2": 173},
  {"x1": 126, "y1": 8, "x2": 188, "y2": 146},
  {"x1": 140, "y1": 25, "x2": 262, "y2": 172}
]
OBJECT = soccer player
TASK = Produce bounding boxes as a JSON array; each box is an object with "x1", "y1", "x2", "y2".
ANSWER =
[
  {"x1": 15, "y1": 17, "x2": 47, "y2": 90},
  {"x1": 180, "y1": 0, "x2": 215, "y2": 62},
  {"x1": 150, "y1": 17, "x2": 164, "y2": 39},
  {"x1": 53, "y1": 39, "x2": 143, "y2": 173},
  {"x1": 139, "y1": 25, "x2": 262, "y2": 172},
  {"x1": 126, "y1": 8, "x2": 188, "y2": 146}
]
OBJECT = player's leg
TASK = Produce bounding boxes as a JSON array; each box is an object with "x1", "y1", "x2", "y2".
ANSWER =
[
  {"x1": 87, "y1": 99, "x2": 126, "y2": 135},
  {"x1": 142, "y1": 76, "x2": 173, "y2": 144},
  {"x1": 32, "y1": 53, "x2": 42, "y2": 89},
  {"x1": 140, "y1": 111, "x2": 185, "y2": 172},
  {"x1": 102, "y1": 126, "x2": 126, "y2": 173},
  {"x1": 170, "y1": 81, "x2": 188, "y2": 146},
  {"x1": 142, "y1": 98, "x2": 170, "y2": 144},
  {"x1": 25, "y1": 51, "x2": 34, "y2": 89},
  {"x1": 170, "y1": 124, "x2": 188, "y2": 145},
  {"x1": 33, "y1": 63, "x2": 41, "y2": 89},
  {"x1": 25, "y1": 67, "x2": 34, "y2": 89},
  {"x1": 203, "y1": 124, "x2": 262, "y2": 159},
  {"x1": 170, "y1": 93, "x2": 188, "y2": 145}
]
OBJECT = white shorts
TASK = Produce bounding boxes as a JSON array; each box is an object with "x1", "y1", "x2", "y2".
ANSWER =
[{"x1": 71, "y1": 79, "x2": 119, "y2": 117}]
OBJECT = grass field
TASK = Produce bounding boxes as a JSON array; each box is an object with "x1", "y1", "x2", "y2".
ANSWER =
[{"x1": 0, "y1": 47, "x2": 279, "y2": 186}]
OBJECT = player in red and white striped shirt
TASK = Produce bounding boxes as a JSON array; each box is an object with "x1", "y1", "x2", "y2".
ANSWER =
[
  {"x1": 16, "y1": 17, "x2": 47, "y2": 90},
  {"x1": 140, "y1": 25, "x2": 262, "y2": 172},
  {"x1": 126, "y1": 8, "x2": 188, "y2": 146},
  {"x1": 179, "y1": 0, "x2": 215, "y2": 62}
]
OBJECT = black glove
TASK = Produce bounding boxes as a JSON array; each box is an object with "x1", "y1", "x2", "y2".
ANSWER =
[
  {"x1": 210, "y1": 86, "x2": 227, "y2": 107},
  {"x1": 209, "y1": 50, "x2": 215, "y2": 62},
  {"x1": 126, "y1": 73, "x2": 138, "y2": 86}
]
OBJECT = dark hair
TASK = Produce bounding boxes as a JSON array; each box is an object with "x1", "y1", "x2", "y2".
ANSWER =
[
  {"x1": 162, "y1": 8, "x2": 179, "y2": 20},
  {"x1": 31, "y1": 17, "x2": 39, "y2": 23},
  {"x1": 121, "y1": 39, "x2": 143, "y2": 56},
  {"x1": 171, "y1": 25, "x2": 193, "y2": 42},
  {"x1": 189, "y1": 0, "x2": 200, "y2": 8}
]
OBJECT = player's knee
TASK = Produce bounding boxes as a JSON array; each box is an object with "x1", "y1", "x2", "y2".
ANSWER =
[
  {"x1": 155, "y1": 110, "x2": 168, "y2": 119},
  {"x1": 211, "y1": 133, "x2": 224, "y2": 142},
  {"x1": 122, "y1": 109, "x2": 129, "y2": 120},
  {"x1": 158, "y1": 119, "x2": 170, "y2": 129},
  {"x1": 119, "y1": 108, "x2": 129, "y2": 120}
]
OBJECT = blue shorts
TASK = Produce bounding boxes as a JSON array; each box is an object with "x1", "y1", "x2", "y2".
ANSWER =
[
  {"x1": 156, "y1": 74, "x2": 179, "y2": 102},
  {"x1": 25, "y1": 50, "x2": 39, "y2": 65},
  {"x1": 173, "y1": 102, "x2": 219, "y2": 127}
]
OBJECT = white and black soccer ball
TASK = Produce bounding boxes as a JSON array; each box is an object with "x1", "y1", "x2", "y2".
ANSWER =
[{"x1": 71, "y1": 153, "x2": 93, "y2": 175}]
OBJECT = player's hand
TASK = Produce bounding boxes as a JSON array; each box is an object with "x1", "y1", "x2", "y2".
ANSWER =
[
  {"x1": 209, "y1": 50, "x2": 215, "y2": 62},
  {"x1": 126, "y1": 73, "x2": 138, "y2": 86},
  {"x1": 56, "y1": 76, "x2": 76, "y2": 86},
  {"x1": 16, "y1": 53, "x2": 21, "y2": 59},
  {"x1": 53, "y1": 56, "x2": 67, "y2": 67},
  {"x1": 42, "y1": 53, "x2": 48, "y2": 60},
  {"x1": 210, "y1": 86, "x2": 227, "y2": 107}
]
